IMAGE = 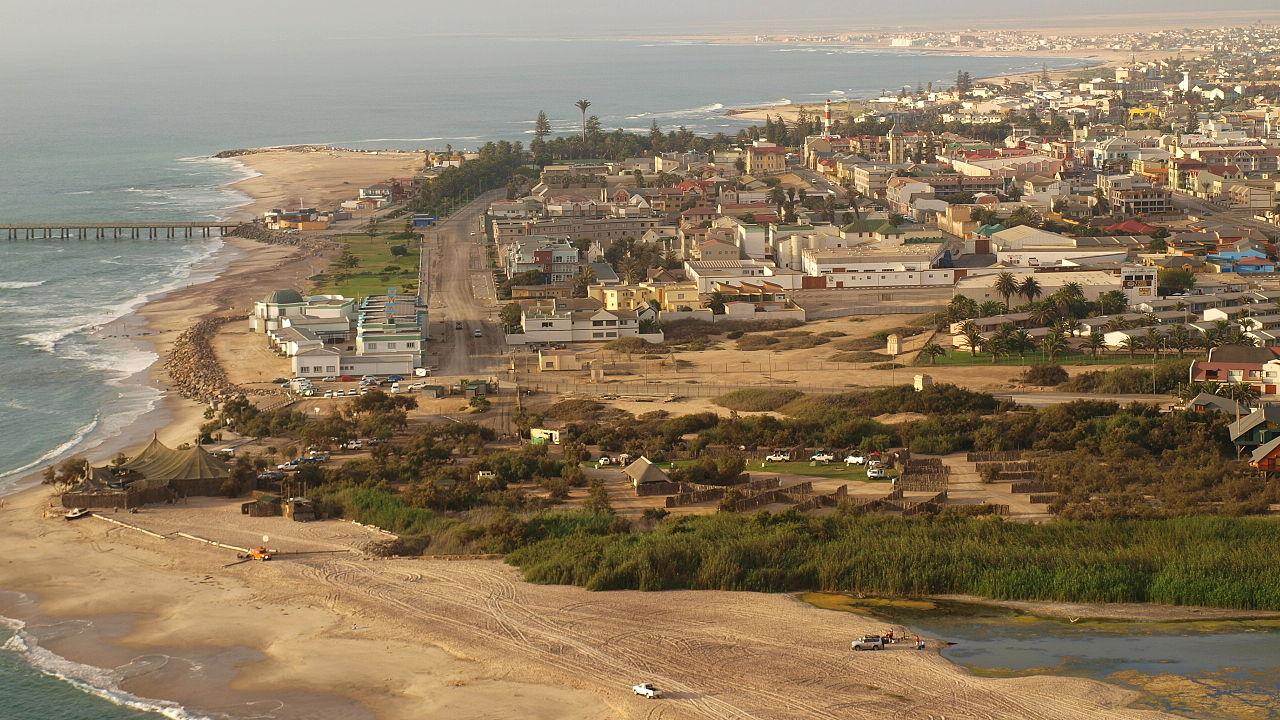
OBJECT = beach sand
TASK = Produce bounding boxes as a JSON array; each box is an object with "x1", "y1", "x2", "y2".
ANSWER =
[
  {"x1": 0, "y1": 488, "x2": 1180, "y2": 720},
  {"x1": 227, "y1": 148, "x2": 425, "y2": 220}
]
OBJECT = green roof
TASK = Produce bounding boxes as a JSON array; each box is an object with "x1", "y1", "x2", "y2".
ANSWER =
[
  {"x1": 875, "y1": 222, "x2": 903, "y2": 236},
  {"x1": 840, "y1": 219, "x2": 881, "y2": 234},
  {"x1": 976, "y1": 223, "x2": 1006, "y2": 237}
]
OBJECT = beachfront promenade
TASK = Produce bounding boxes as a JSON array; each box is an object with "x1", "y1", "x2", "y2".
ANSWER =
[{"x1": 2, "y1": 221, "x2": 241, "y2": 240}]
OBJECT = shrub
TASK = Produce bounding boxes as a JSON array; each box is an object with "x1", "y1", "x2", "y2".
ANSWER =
[
  {"x1": 835, "y1": 337, "x2": 885, "y2": 351},
  {"x1": 736, "y1": 334, "x2": 780, "y2": 351},
  {"x1": 1022, "y1": 364, "x2": 1069, "y2": 386},
  {"x1": 714, "y1": 389, "x2": 805, "y2": 412}
]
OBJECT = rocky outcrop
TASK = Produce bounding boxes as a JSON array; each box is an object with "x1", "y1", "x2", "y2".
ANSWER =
[{"x1": 163, "y1": 316, "x2": 257, "y2": 405}]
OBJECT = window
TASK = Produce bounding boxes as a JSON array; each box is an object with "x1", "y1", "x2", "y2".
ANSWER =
[
  {"x1": 366, "y1": 343, "x2": 377, "y2": 350},
  {"x1": 593, "y1": 332, "x2": 605, "y2": 338},
  {"x1": 326, "y1": 366, "x2": 336, "y2": 372},
  {"x1": 541, "y1": 321, "x2": 553, "y2": 328},
  {"x1": 387, "y1": 342, "x2": 397, "y2": 349}
]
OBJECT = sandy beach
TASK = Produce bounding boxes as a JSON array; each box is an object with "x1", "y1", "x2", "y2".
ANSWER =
[
  {"x1": 0, "y1": 487, "x2": 1184, "y2": 720},
  {"x1": 227, "y1": 147, "x2": 425, "y2": 220}
]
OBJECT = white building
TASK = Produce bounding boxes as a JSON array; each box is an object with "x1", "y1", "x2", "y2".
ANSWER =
[{"x1": 510, "y1": 297, "x2": 661, "y2": 346}]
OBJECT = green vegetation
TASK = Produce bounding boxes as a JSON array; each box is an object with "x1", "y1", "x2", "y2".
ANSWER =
[
  {"x1": 1060, "y1": 360, "x2": 1190, "y2": 394},
  {"x1": 714, "y1": 388, "x2": 804, "y2": 412},
  {"x1": 505, "y1": 512, "x2": 1280, "y2": 609},
  {"x1": 1022, "y1": 364, "x2": 1069, "y2": 386},
  {"x1": 315, "y1": 229, "x2": 421, "y2": 299},
  {"x1": 408, "y1": 141, "x2": 528, "y2": 217}
]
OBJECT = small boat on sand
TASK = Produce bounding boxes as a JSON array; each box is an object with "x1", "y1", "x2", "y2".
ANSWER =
[{"x1": 64, "y1": 508, "x2": 92, "y2": 521}]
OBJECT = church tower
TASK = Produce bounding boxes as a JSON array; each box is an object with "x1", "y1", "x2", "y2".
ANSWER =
[{"x1": 887, "y1": 123, "x2": 905, "y2": 164}]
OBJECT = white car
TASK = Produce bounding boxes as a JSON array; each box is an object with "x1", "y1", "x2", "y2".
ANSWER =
[
  {"x1": 867, "y1": 467, "x2": 887, "y2": 479},
  {"x1": 597, "y1": 456, "x2": 614, "y2": 467},
  {"x1": 810, "y1": 451, "x2": 835, "y2": 463},
  {"x1": 631, "y1": 683, "x2": 661, "y2": 699},
  {"x1": 844, "y1": 454, "x2": 866, "y2": 466},
  {"x1": 765, "y1": 452, "x2": 791, "y2": 462},
  {"x1": 851, "y1": 635, "x2": 885, "y2": 651}
]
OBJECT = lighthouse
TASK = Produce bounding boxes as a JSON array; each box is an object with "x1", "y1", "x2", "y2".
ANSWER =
[{"x1": 823, "y1": 99, "x2": 833, "y2": 139}]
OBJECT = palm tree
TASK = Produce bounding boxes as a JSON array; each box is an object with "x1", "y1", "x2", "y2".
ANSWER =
[
  {"x1": 708, "y1": 290, "x2": 728, "y2": 314},
  {"x1": 1042, "y1": 329, "x2": 1068, "y2": 363},
  {"x1": 1119, "y1": 335, "x2": 1137, "y2": 358},
  {"x1": 767, "y1": 185, "x2": 787, "y2": 212},
  {"x1": 1019, "y1": 276, "x2": 1043, "y2": 305},
  {"x1": 1167, "y1": 325, "x2": 1192, "y2": 358},
  {"x1": 990, "y1": 324, "x2": 1015, "y2": 364},
  {"x1": 575, "y1": 99, "x2": 592, "y2": 142},
  {"x1": 994, "y1": 272, "x2": 1020, "y2": 311},
  {"x1": 1226, "y1": 382, "x2": 1260, "y2": 411},
  {"x1": 1085, "y1": 328, "x2": 1107, "y2": 358},
  {"x1": 1010, "y1": 328, "x2": 1036, "y2": 359},
  {"x1": 959, "y1": 320, "x2": 983, "y2": 357},
  {"x1": 919, "y1": 342, "x2": 947, "y2": 365},
  {"x1": 1144, "y1": 327, "x2": 1164, "y2": 360},
  {"x1": 1104, "y1": 317, "x2": 1130, "y2": 334},
  {"x1": 1140, "y1": 312, "x2": 1159, "y2": 327},
  {"x1": 1059, "y1": 281, "x2": 1085, "y2": 301},
  {"x1": 570, "y1": 265, "x2": 596, "y2": 298},
  {"x1": 1095, "y1": 290, "x2": 1128, "y2": 316},
  {"x1": 978, "y1": 300, "x2": 1006, "y2": 318},
  {"x1": 618, "y1": 256, "x2": 643, "y2": 284}
]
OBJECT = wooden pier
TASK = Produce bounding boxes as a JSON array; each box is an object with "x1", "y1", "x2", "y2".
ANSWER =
[{"x1": 1, "y1": 222, "x2": 242, "y2": 240}]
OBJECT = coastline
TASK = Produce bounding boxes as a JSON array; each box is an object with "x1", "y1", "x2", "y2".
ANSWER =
[
  {"x1": 0, "y1": 133, "x2": 1230, "y2": 718},
  {"x1": 722, "y1": 46, "x2": 1117, "y2": 123},
  {"x1": 0, "y1": 487, "x2": 1182, "y2": 720}
]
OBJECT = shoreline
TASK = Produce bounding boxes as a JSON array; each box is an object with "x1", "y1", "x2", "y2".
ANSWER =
[{"x1": 0, "y1": 486, "x2": 1191, "y2": 720}]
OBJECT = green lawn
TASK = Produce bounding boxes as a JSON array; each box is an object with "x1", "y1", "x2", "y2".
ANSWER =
[
  {"x1": 314, "y1": 230, "x2": 421, "y2": 299},
  {"x1": 922, "y1": 349, "x2": 1202, "y2": 368}
]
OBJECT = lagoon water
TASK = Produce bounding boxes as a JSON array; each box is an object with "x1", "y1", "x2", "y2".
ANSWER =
[{"x1": 0, "y1": 35, "x2": 1088, "y2": 718}]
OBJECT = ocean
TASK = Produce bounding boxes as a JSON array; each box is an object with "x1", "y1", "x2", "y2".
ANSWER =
[{"x1": 0, "y1": 35, "x2": 1087, "y2": 718}]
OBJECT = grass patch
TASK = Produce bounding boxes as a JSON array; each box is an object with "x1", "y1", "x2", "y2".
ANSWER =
[
  {"x1": 752, "y1": 460, "x2": 883, "y2": 481},
  {"x1": 834, "y1": 337, "x2": 885, "y2": 351},
  {"x1": 736, "y1": 334, "x2": 780, "y2": 351},
  {"x1": 714, "y1": 388, "x2": 805, "y2": 412},
  {"x1": 315, "y1": 231, "x2": 421, "y2": 299}
]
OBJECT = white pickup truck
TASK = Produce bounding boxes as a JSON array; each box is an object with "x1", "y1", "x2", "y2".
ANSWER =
[
  {"x1": 632, "y1": 682, "x2": 661, "y2": 699},
  {"x1": 844, "y1": 454, "x2": 866, "y2": 466},
  {"x1": 810, "y1": 451, "x2": 835, "y2": 463},
  {"x1": 764, "y1": 452, "x2": 792, "y2": 462}
]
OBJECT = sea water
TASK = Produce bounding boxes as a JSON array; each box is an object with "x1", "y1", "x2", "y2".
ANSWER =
[{"x1": 0, "y1": 35, "x2": 1087, "y2": 718}]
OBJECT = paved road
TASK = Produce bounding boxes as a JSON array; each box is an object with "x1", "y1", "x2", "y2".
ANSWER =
[
  {"x1": 1171, "y1": 191, "x2": 1278, "y2": 239},
  {"x1": 420, "y1": 190, "x2": 506, "y2": 376}
]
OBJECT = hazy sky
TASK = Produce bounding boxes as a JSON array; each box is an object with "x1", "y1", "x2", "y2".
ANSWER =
[{"x1": 2, "y1": 0, "x2": 1279, "y2": 59}]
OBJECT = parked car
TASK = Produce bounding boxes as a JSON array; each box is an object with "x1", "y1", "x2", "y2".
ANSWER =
[
  {"x1": 764, "y1": 452, "x2": 792, "y2": 462},
  {"x1": 473, "y1": 329, "x2": 483, "y2": 338},
  {"x1": 346, "y1": 388, "x2": 358, "y2": 396},
  {"x1": 851, "y1": 635, "x2": 885, "y2": 651},
  {"x1": 631, "y1": 683, "x2": 661, "y2": 699},
  {"x1": 257, "y1": 471, "x2": 285, "y2": 482},
  {"x1": 844, "y1": 454, "x2": 866, "y2": 466},
  {"x1": 454, "y1": 321, "x2": 463, "y2": 330},
  {"x1": 867, "y1": 467, "x2": 887, "y2": 479},
  {"x1": 321, "y1": 376, "x2": 337, "y2": 382},
  {"x1": 596, "y1": 456, "x2": 614, "y2": 467},
  {"x1": 810, "y1": 451, "x2": 835, "y2": 463}
]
